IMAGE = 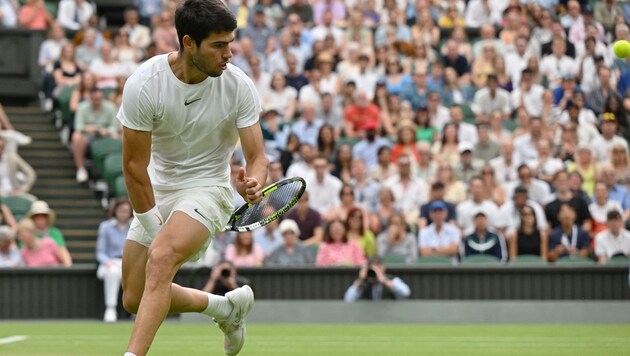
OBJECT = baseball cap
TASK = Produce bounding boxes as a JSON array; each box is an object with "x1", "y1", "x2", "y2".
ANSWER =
[
  {"x1": 279, "y1": 219, "x2": 300, "y2": 236},
  {"x1": 582, "y1": 4, "x2": 593, "y2": 14},
  {"x1": 429, "y1": 200, "x2": 448, "y2": 211},
  {"x1": 254, "y1": 4, "x2": 265, "y2": 13},
  {"x1": 458, "y1": 141, "x2": 474, "y2": 154},
  {"x1": 363, "y1": 120, "x2": 379, "y2": 131},
  {"x1": 473, "y1": 209, "x2": 487, "y2": 218},
  {"x1": 602, "y1": 112, "x2": 617, "y2": 123}
]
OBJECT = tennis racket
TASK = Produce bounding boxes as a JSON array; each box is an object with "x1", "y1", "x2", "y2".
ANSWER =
[{"x1": 224, "y1": 177, "x2": 307, "y2": 232}]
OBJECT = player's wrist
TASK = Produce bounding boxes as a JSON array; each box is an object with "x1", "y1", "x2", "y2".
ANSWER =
[{"x1": 134, "y1": 205, "x2": 164, "y2": 237}]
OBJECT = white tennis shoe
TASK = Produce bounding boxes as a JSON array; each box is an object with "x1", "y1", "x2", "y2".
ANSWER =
[{"x1": 215, "y1": 285, "x2": 254, "y2": 356}]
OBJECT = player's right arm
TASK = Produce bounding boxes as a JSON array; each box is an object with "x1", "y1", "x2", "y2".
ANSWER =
[
  {"x1": 122, "y1": 126, "x2": 155, "y2": 213},
  {"x1": 117, "y1": 69, "x2": 163, "y2": 236}
]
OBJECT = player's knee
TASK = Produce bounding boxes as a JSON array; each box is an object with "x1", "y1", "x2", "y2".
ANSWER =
[
  {"x1": 122, "y1": 291, "x2": 140, "y2": 314},
  {"x1": 146, "y1": 245, "x2": 180, "y2": 279}
]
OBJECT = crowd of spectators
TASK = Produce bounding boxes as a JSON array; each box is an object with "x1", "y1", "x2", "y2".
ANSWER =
[{"x1": 1, "y1": 0, "x2": 630, "y2": 274}]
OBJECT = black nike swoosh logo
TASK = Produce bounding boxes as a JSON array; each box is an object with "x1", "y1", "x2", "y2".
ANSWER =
[
  {"x1": 194, "y1": 208, "x2": 210, "y2": 221},
  {"x1": 184, "y1": 98, "x2": 201, "y2": 106}
]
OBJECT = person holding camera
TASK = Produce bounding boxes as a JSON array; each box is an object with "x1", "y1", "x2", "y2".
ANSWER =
[
  {"x1": 202, "y1": 260, "x2": 247, "y2": 296},
  {"x1": 343, "y1": 256, "x2": 411, "y2": 302}
]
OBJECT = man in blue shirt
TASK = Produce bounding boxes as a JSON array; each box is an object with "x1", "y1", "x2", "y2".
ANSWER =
[{"x1": 548, "y1": 203, "x2": 590, "y2": 262}]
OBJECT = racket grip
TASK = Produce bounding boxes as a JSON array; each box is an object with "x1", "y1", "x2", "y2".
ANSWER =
[{"x1": 134, "y1": 206, "x2": 165, "y2": 237}]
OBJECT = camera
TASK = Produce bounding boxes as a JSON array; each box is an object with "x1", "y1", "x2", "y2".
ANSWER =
[
  {"x1": 220, "y1": 269, "x2": 231, "y2": 278},
  {"x1": 366, "y1": 268, "x2": 377, "y2": 283}
]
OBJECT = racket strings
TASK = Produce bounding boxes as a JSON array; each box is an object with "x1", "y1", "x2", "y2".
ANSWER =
[{"x1": 235, "y1": 181, "x2": 303, "y2": 226}]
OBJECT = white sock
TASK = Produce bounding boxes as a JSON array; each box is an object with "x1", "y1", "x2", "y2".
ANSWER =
[
  {"x1": 201, "y1": 293, "x2": 232, "y2": 320},
  {"x1": 124, "y1": 353, "x2": 137, "y2": 356}
]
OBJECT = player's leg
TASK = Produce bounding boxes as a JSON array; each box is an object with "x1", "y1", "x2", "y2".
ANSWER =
[{"x1": 126, "y1": 211, "x2": 217, "y2": 355}]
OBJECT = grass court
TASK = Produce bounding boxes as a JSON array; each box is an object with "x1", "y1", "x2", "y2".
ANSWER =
[{"x1": 0, "y1": 322, "x2": 629, "y2": 355}]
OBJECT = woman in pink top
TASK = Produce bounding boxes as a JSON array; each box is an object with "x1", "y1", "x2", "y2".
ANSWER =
[
  {"x1": 224, "y1": 231, "x2": 264, "y2": 267},
  {"x1": 17, "y1": 219, "x2": 67, "y2": 267},
  {"x1": 18, "y1": 0, "x2": 54, "y2": 30},
  {"x1": 315, "y1": 219, "x2": 366, "y2": 267}
]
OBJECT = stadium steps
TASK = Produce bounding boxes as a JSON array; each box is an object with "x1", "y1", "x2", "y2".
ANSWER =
[{"x1": 7, "y1": 107, "x2": 106, "y2": 264}]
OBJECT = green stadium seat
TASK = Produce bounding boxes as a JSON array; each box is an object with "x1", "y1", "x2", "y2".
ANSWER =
[
  {"x1": 90, "y1": 137, "x2": 122, "y2": 176},
  {"x1": 3, "y1": 195, "x2": 33, "y2": 221},
  {"x1": 103, "y1": 153, "x2": 123, "y2": 191},
  {"x1": 381, "y1": 253, "x2": 407, "y2": 265},
  {"x1": 555, "y1": 256, "x2": 594, "y2": 265},
  {"x1": 509, "y1": 254, "x2": 547, "y2": 265},
  {"x1": 55, "y1": 85, "x2": 75, "y2": 126},
  {"x1": 606, "y1": 255, "x2": 630, "y2": 265},
  {"x1": 461, "y1": 254, "x2": 502, "y2": 265},
  {"x1": 114, "y1": 175, "x2": 128, "y2": 198},
  {"x1": 414, "y1": 255, "x2": 453, "y2": 265},
  {"x1": 306, "y1": 244, "x2": 319, "y2": 259}
]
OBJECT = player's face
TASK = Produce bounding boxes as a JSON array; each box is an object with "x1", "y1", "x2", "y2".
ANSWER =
[{"x1": 191, "y1": 31, "x2": 235, "y2": 78}]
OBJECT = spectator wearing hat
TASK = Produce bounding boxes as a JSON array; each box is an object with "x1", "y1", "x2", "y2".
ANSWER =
[
  {"x1": 17, "y1": 218, "x2": 70, "y2": 267},
  {"x1": 96, "y1": 198, "x2": 132, "y2": 323},
  {"x1": 594, "y1": 210, "x2": 630, "y2": 264},
  {"x1": 473, "y1": 123, "x2": 500, "y2": 163},
  {"x1": 418, "y1": 182, "x2": 457, "y2": 230},
  {"x1": 461, "y1": 210, "x2": 507, "y2": 263},
  {"x1": 454, "y1": 142, "x2": 484, "y2": 184},
  {"x1": 27, "y1": 200, "x2": 72, "y2": 266},
  {"x1": 265, "y1": 219, "x2": 313, "y2": 266},
  {"x1": 0, "y1": 225, "x2": 22, "y2": 267},
  {"x1": 548, "y1": 203, "x2": 591, "y2": 262},
  {"x1": 471, "y1": 74, "x2": 511, "y2": 122},
  {"x1": 591, "y1": 113, "x2": 629, "y2": 164},
  {"x1": 418, "y1": 200, "x2": 460, "y2": 261}
]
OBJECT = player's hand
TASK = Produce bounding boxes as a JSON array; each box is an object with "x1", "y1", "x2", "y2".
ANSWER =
[{"x1": 236, "y1": 167, "x2": 263, "y2": 204}]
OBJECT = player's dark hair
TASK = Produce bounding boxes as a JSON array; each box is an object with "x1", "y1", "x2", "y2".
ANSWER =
[{"x1": 175, "y1": 0, "x2": 237, "y2": 51}]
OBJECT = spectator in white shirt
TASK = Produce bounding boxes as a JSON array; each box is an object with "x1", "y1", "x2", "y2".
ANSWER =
[
  {"x1": 504, "y1": 164, "x2": 552, "y2": 207},
  {"x1": 529, "y1": 139, "x2": 564, "y2": 183},
  {"x1": 383, "y1": 153, "x2": 428, "y2": 225},
  {"x1": 450, "y1": 106, "x2": 477, "y2": 145},
  {"x1": 305, "y1": 155, "x2": 342, "y2": 216},
  {"x1": 511, "y1": 68, "x2": 544, "y2": 117},
  {"x1": 418, "y1": 200, "x2": 460, "y2": 262},
  {"x1": 489, "y1": 138, "x2": 520, "y2": 185},
  {"x1": 505, "y1": 36, "x2": 532, "y2": 87},
  {"x1": 514, "y1": 116, "x2": 545, "y2": 164},
  {"x1": 499, "y1": 185, "x2": 548, "y2": 235},
  {"x1": 594, "y1": 210, "x2": 630, "y2": 264},
  {"x1": 456, "y1": 176, "x2": 502, "y2": 235},
  {"x1": 591, "y1": 113, "x2": 629, "y2": 164},
  {"x1": 56, "y1": 0, "x2": 93, "y2": 33},
  {"x1": 471, "y1": 74, "x2": 511, "y2": 122},
  {"x1": 464, "y1": 0, "x2": 502, "y2": 28},
  {"x1": 291, "y1": 101, "x2": 323, "y2": 148},
  {"x1": 540, "y1": 37, "x2": 578, "y2": 90}
]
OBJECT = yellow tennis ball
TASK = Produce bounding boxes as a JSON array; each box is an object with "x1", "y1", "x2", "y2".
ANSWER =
[{"x1": 614, "y1": 40, "x2": 630, "y2": 59}]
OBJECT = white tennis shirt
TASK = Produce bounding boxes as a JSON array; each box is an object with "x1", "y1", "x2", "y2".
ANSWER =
[{"x1": 118, "y1": 54, "x2": 261, "y2": 191}]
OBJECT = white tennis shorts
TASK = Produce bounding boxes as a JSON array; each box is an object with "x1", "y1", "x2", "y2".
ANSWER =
[{"x1": 127, "y1": 185, "x2": 234, "y2": 261}]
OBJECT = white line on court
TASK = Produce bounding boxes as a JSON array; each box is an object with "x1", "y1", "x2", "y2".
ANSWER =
[{"x1": 0, "y1": 335, "x2": 28, "y2": 345}]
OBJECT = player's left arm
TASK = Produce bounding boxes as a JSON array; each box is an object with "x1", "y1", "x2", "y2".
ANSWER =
[{"x1": 238, "y1": 122, "x2": 269, "y2": 204}]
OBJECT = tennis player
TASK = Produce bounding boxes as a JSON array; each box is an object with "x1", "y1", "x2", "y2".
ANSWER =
[{"x1": 117, "y1": 0, "x2": 268, "y2": 355}]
